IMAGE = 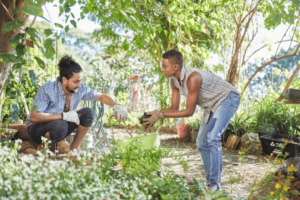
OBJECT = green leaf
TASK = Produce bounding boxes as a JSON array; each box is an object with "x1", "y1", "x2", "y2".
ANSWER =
[
  {"x1": 64, "y1": 3, "x2": 71, "y2": 13},
  {"x1": 169, "y1": 3, "x2": 176, "y2": 11},
  {"x1": 70, "y1": 20, "x2": 77, "y2": 28},
  {"x1": 59, "y1": 0, "x2": 64, "y2": 4},
  {"x1": 80, "y1": 12, "x2": 85, "y2": 19},
  {"x1": 44, "y1": 38, "x2": 54, "y2": 49},
  {"x1": 122, "y1": 39, "x2": 129, "y2": 50},
  {"x1": 34, "y1": 57, "x2": 45, "y2": 69},
  {"x1": 169, "y1": 34, "x2": 174, "y2": 43},
  {"x1": 44, "y1": 29, "x2": 53, "y2": 37},
  {"x1": 62, "y1": 38, "x2": 65, "y2": 43},
  {"x1": 157, "y1": 26, "x2": 162, "y2": 33},
  {"x1": 29, "y1": 70, "x2": 38, "y2": 86},
  {"x1": 9, "y1": 33, "x2": 25, "y2": 48},
  {"x1": 16, "y1": 43, "x2": 26, "y2": 57},
  {"x1": 15, "y1": 63, "x2": 22, "y2": 70},
  {"x1": 65, "y1": 15, "x2": 70, "y2": 23},
  {"x1": 11, "y1": 103, "x2": 20, "y2": 122},
  {"x1": 65, "y1": 25, "x2": 69, "y2": 33},
  {"x1": 23, "y1": 1, "x2": 43, "y2": 17},
  {"x1": 25, "y1": 27, "x2": 41, "y2": 42},
  {"x1": 12, "y1": 7, "x2": 20, "y2": 15},
  {"x1": 0, "y1": 53, "x2": 22, "y2": 64},
  {"x1": 55, "y1": 23, "x2": 63, "y2": 28},
  {"x1": 2, "y1": 19, "x2": 24, "y2": 34},
  {"x1": 45, "y1": 47, "x2": 55, "y2": 59},
  {"x1": 59, "y1": 5, "x2": 64, "y2": 16},
  {"x1": 71, "y1": 12, "x2": 75, "y2": 18},
  {"x1": 36, "y1": 43, "x2": 45, "y2": 56}
]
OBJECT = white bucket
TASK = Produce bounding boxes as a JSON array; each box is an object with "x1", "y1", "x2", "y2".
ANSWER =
[{"x1": 69, "y1": 133, "x2": 93, "y2": 154}]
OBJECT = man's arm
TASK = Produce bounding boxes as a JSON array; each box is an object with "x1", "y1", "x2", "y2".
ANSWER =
[
  {"x1": 162, "y1": 80, "x2": 180, "y2": 113},
  {"x1": 96, "y1": 94, "x2": 117, "y2": 106},
  {"x1": 163, "y1": 72, "x2": 202, "y2": 118},
  {"x1": 30, "y1": 110, "x2": 62, "y2": 123}
]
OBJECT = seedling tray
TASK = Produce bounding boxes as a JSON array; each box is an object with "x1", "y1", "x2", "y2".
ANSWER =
[{"x1": 260, "y1": 133, "x2": 300, "y2": 159}]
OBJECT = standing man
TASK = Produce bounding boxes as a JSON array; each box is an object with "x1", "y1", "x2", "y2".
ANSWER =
[
  {"x1": 26, "y1": 55, "x2": 127, "y2": 159},
  {"x1": 142, "y1": 49, "x2": 240, "y2": 190}
]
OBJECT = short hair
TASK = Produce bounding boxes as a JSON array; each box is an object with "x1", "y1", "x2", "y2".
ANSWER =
[
  {"x1": 57, "y1": 55, "x2": 82, "y2": 82},
  {"x1": 162, "y1": 49, "x2": 183, "y2": 67}
]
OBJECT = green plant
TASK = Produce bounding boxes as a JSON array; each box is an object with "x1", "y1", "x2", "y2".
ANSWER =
[
  {"x1": 1, "y1": 70, "x2": 40, "y2": 122},
  {"x1": 187, "y1": 115, "x2": 201, "y2": 129},
  {"x1": 224, "y1": 112, "x2": 251, "y2": 141},
  {"x1": 251, "y1": 94, "x2": 300, "y2": 138}
]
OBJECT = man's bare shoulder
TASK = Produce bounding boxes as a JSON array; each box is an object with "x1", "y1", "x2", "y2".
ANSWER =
[{"x1": 187, "y1": 71, "x2": 202, "y2": 84}]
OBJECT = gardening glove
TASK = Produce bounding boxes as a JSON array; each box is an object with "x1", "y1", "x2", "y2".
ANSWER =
[
  {"x1": 142, "y1": 110, "x2": 164, "y2": 128},
  {"x1": 62, "y1": 110, "x2": 80, "y2": 125},
  {"x1": 113, "y1": 104, "x2": 128, "y2": 122}
]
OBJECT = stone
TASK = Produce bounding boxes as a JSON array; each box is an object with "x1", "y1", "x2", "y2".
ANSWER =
[
  {"x1": 57, "y1": 140, "x2": 70, "y2": 154},
  {"x1": 23, "y1": 148, "x2": 37, "y2": 156},
  {"x1": 172, "y1": 128, "x2": 178, "y2": 134},
  {"x1": 277, "y1": 157, "x2": 300, "y2": 179},
  {"x1": 163, "y1": 126, "x2": 173, "y2": 134},
  {"x1": 1, "y1": 128, "x2": 18, "y2": 139},
  {"x1": 225, "y1": 134, "x2": 240, "y2": 150},
  {"x1": 191, "y1": 128, "x2": 199, "y2": 143},
  {"x1": 238, "y1": 132, "x2": 262, "y2": 155},
  {"x1": 7, "y1": 124, "x2": 29, "y2": 140},
  {"x1": 18, "y1": 140, "x2": 36, "y2": 152}
]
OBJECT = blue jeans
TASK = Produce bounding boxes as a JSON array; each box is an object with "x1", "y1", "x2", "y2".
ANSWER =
[{"x1": 196, "y1": 92, "x2": 240, "y2": 190}]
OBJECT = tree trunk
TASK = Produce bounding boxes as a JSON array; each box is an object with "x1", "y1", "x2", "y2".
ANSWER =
[
  {"x1": 0, "y1": 0, "x2": 28, "y2": 120},
  {"x1": 226, "y1": 27, "x2": 241, "y2": 86},
  {"x1": 275, "y1": 63, "x2": 300, "y2": 102}
]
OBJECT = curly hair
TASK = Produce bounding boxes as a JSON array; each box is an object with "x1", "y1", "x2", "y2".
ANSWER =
[{"x1": 57, "y1": 55, "x2": 82, "y2": 82}]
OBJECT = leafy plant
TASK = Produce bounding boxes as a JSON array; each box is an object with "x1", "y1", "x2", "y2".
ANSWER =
[
  {"x1": 1, "y1": 70, "x2": 40, "y2": 122},
  {"x1": 224, "y1": 112, "x2": 251, "y2": 140}
]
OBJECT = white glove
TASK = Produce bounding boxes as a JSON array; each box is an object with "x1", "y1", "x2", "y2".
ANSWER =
[
  {"x1": 113, "y1": 104, "x2": 128, "y2": 122},
  {"x1": 63, "y1": 110, "x2": 80, "y2": 125}
]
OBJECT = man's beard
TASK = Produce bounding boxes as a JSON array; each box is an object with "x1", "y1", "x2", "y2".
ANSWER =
[{"x1": 66, "y1": 84, "x2": 77, "y2": 93}]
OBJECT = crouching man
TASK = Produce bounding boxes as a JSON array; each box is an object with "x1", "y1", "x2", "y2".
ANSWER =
[{"x1": 25, "y1": 55, "x2": 127, "y2": 159}]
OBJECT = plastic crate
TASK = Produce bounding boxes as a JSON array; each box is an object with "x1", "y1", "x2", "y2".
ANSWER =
[{"x1": 260, "y1": 133, "x2": 300, "y2": 159}]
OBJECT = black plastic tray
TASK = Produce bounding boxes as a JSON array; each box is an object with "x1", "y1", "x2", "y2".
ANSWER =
[{"x1": 260, "y1": 133, "x2": 300, "y2": 159}]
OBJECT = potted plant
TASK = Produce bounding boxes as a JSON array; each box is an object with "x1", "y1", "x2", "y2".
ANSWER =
[
  {"x1": 187, "y1": 115, "x2": 201, "y2": 142},
  {"x1": 257, "y1": 101, "x2": 300, "y2": 158},
  {"x1": 254, "y1": 100, "x2": 280, "y2": 136}
]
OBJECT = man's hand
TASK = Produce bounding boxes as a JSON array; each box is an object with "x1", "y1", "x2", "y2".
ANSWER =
[
  {"x1": 113, "y1": 104, "x2": 128, "y2": 122},
  {"x1": 142, "y1": 110, "x2": 164, "y2": 127},
  {"x1": 63, "y1": 110, "x2": 80, "y2": 125}
]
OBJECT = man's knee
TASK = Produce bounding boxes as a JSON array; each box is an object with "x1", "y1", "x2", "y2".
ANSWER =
[
  {"x1": 79, "y1": 107, "x2": 94, "y2": 127},
  {"x1": 49, "y1": 120, "x2": 68, "y2": 141}
]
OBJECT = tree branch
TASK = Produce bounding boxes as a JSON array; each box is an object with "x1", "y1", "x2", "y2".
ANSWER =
[
  {"x1": 275, "y1": 63, "x2": 300, "y2": 102},
  {"x1": 242, "y1": 44, "x2": 300, "y2": 96},
  {"x1": 244, "y1": 39, "x2": 299, "y2": 64}
]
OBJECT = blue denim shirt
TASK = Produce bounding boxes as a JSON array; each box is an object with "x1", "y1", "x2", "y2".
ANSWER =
[{"x1": 25, "y1": 79, "x2": 99, "y2": 127}]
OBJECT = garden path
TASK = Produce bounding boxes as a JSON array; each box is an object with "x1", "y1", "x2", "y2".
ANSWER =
[{"x1": 108, "y1": 127, "x2": 271, "y2": 199}]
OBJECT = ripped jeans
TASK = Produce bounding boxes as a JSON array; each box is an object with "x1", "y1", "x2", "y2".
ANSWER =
[{"x1": 196, "y1": 92, "x2": 240, "y2": 190}]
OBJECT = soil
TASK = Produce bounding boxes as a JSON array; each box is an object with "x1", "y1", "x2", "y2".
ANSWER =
[{"x1": 108, "y1": 127, "x2": 300, "y2": 199}]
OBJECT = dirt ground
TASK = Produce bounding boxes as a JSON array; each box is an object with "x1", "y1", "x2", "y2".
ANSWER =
[{"x1": 107, "y1": 127, "x2": 300, "y2": 199}]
